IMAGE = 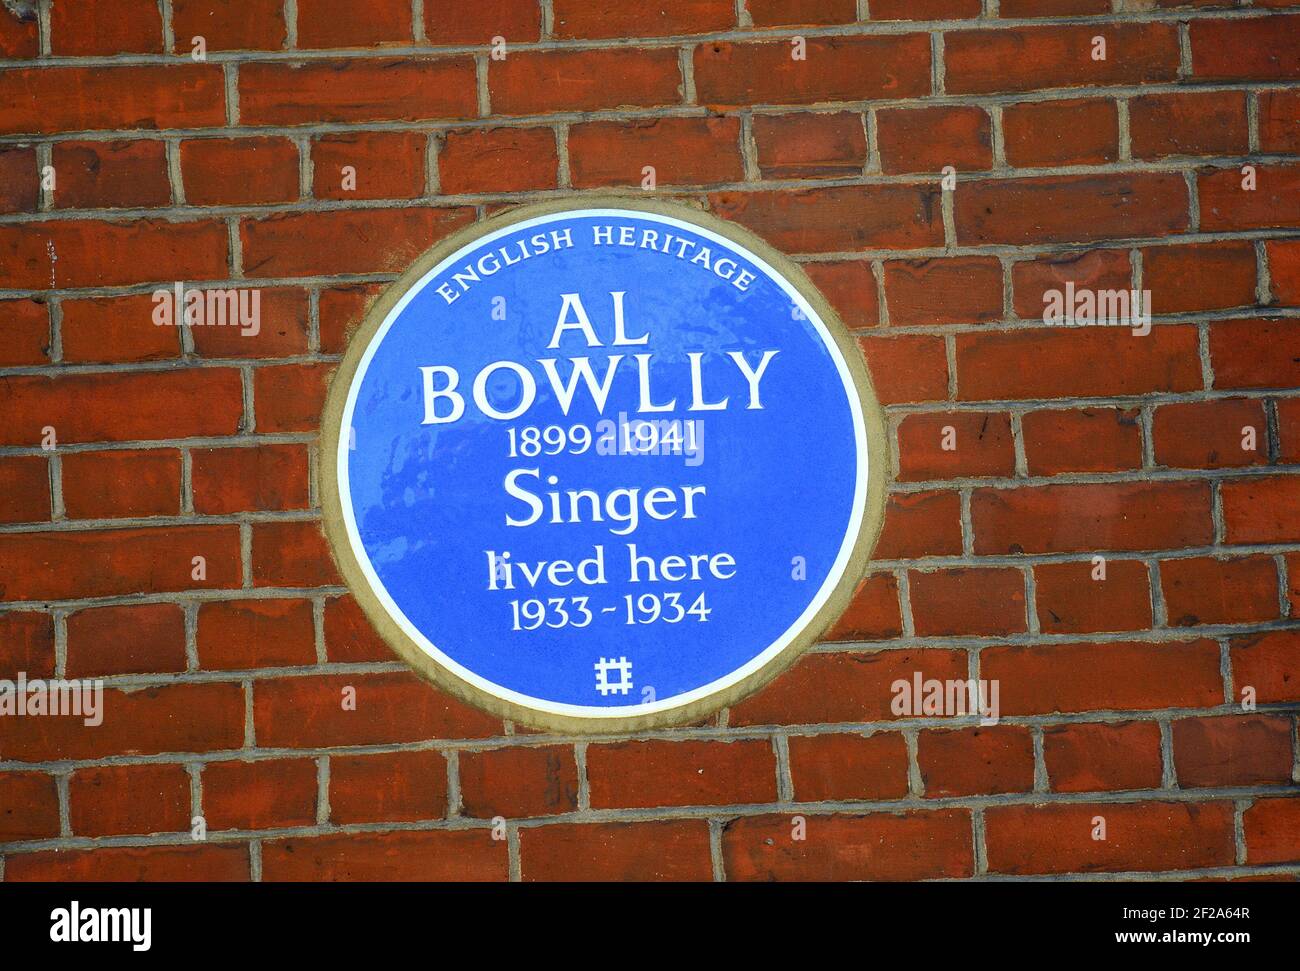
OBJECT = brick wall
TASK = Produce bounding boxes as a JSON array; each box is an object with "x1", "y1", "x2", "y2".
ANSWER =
[{"x1": 1, "y1": 0, "x2": 1299, "y2": 882}]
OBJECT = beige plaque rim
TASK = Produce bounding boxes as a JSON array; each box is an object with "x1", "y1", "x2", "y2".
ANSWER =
[{"x1": 319, "y1": 196, "x2": 889, "y2": 735}]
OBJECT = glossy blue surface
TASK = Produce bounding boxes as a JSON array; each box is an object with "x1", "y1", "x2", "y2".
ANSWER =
[{"x1": 343, "y1": 211, "x2": 862, "y2": 711}]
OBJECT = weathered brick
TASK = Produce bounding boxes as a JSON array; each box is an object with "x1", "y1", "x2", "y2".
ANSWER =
[
  {"x1": 696, "y1": 34, "x2": 931, "y2": 107},
  {"x1": 1034, "y1": 559, "x2": 1153, "y2": 634},
  {"x1": 460, "y1": 745, "x2": 581, "y2": 817},
  {"x1": 65, "y1": 603, "x2": 188, "y2": 677},
  {"x1": 723, "y1": 811, "x2": 973, "y2": 880},
  {"x1": 1172, "y1": 716, "x2": 1295, "y2": 787}
]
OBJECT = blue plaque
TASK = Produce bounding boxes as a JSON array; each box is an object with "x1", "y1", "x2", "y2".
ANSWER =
[{"x1": 321, "y1": 200, "x2": 887, "y2": 732}]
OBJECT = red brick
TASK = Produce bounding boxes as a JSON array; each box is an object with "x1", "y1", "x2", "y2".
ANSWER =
[
  {"x1": 192, "y1": 444, "x2": 310, "y2": 514},
  {"x1": 974, "y1": 481, "x2": 1213, "y2": 555},
  {"x1": 746, "y1": 0, "x2": 857, "y2": 26},
  {"x1": 1190, "y1": 14, "x2": 1300, "y2": 80},
  {"x1": 1000, "y1": 0, "x2": 1109, "y2": 12},
  {"x1": 521, "y1": 820, "x2": 712, "y2": 881},
  {"x1": 197, "y1": 598, "x2": 316, "y2": 670},
  {"x1": 424, "y1": 0, "x2": 542, "y2": 43},
  {"x1": 956, "y1": 173, "x2": 1189, "y2": 245},
  {"x1": 0, "y1": 298, "x2": 50, "y2": 366},
  {"x1": 460, "y1": 745, "x2": 580, "y2": 818},
  {"x1": 61, "y1": 448, "x2": 181, "y2": 519},
  {"x1": 203, "y1": 758, "x2": 318, "y2": 830},
  {"x1": 696, "y1": 35, "x2": 930, "y2": 107},
  {"x1": 1221, "y1": 475, "x2": 1300, "y2": 544},
  {"x1": 242, "y1": 207, "x2": 472, "y2": 277},
  {"x1": 985, "y1": 801, "x2": 1235, "y2": 874},
  {"x1": 587, "y1": 739, "x2": 776, "y2": 809},
  {"x1": 1144, "y1": 241, "x2": 1257, "y2": 314},
  {"x1": 1231, "y1": 629, "x2": 1300, "y2": 703},
  {"x1": 1003, "y1": 98, "x2": 1117, "y2": 167},
  {"x1": 1269, "y1": 239, "x2": 1300, "y2": 305},
  {"x1": 753, "y1": 111, "x2": 865, "y2": 179},
  {"x1": 324, "y1": 595, "x2": 391, "y2": 663},
  {"x1": 824, "y1": 572, "x2": 902, "y2": 641},
  {"x1": 909, "y1": 567, "x2": 1026, "y2": 636},
  {"x1": 313, "y1": 131, "x2": 425, "y2": 200},
  {"x1": 2, "y1": 682, "x2": 245, "y2": 762},
  {"x1": 553, "y1": 0, "x2": 732, "y2": 37},
  {"x1": 250, "y1": 520, "x2": 338, "y2": 588},
  {"x1": 1280, "y1": 397, "x2": 1300, "y2": 460},
  {"x1": 901, "y1": 413, "x2": 1013, "y2": 483},
  {"x1": 0, "y1": 772, "x2": 59, "y2": 841},
  {"x1": 918, "y1": 725, "x2": 1035, "y2": 797},
  {"x1": 1161, "y1": 555, "x2": 1278, "y2": 627},
  {"x1": 253, "y1": 672, "x2": 500, "y2": 747},
  {"x1": 50, "y1": 0, "x2": 162, "y2": 55},
  {"x1": 296, "y1": 0, "x2": 411, "y2": 47},
  {"x1": 1044, "y1": 721, "x2": 1164, "y2": 793},
  {"x1": 251, "y1": 362, "x2": 332, "y2": 434},
  {"x1": 0, "y1": 2, "x2": 38, "y2": 58},
  {"x1": 0, "y1": 219, "x2": 228, "y2": 290},
  {"x1": 239, "y1": 58, "x2": 476, "y2": 125},
  {"x1": 956, "y1": 326, "x2": 1202, "y2": 401},
  {"x1": 803, "y1": 261, "x2": 878, "y2": 329},
  {"x1": 437, "y1": 127, "x2": 557, "y2": 194},
  {"x1": 1199, "y1": 165, "x2": 1300, "y2": 232},
  {"x1": 329, "y1": 750, "x2": 448, "y2": 824},
  {"x1": 319, "y1": 284, "x2": 384, "y2": 353},
  {"x1": 1173, "y1": 716, "x2": 1294, "y2": 787},
  {"x1": 172, "y1": 0, "x2": 287, "y2": 52},
  {"x1": 180, "y1": 136, "x2": 300, "y2": 206},
  {"x1": 1022, "y1": 407, "x2": 1143, "y2": 476},
  {"x1": 6, "y1": 844, "x2": 250, "y2": 882},
  {"x1": 723, "y1": 811, "x2": 973, "y2": 880},
  {"x1": 0, "y1": 146, "x2": 36, "y2": 213},
  {"x1": 69, "y1": 763, "x2": 190, "y2": 837},
  {"x1": 712, "y1": 185, "x2": 944, "y2": 253},
  {"x1": 66, "y1": 603, "x2": 188, "y2": 677},
  {"x1": 946, "y1": 23, "x2": 1181, "y2": 94},
  {"x1": 1011, "y1": 249, "x2": 1132, "y2": 320},
  {"x1": 1034, "y1": 558, "x2": 1153, "y2": 635},
  {"x1": 872, "y1": 0, "x2": 980, "y2": 15},
  {"x1": 189, "y1": 288, "x2": 311, "y2": 359},
  {"x1": 860, "y1": 334, "x2": 949, "y2": 405},
  {"x1": 60, "y1": 294, "x2": 180, "y2": 364},
  {"x1": 876, "y1": 105, "x2": 992, "y2": 174},
  {"x1": 0, "y1": 525, "x2": 241, "y2": 601},
  {"x1": 983, "y1": 639, "x2": 1223, "y2": 715},
  {"x1": 0, "y1": 456, "x2": 49, "y2": 525},
  {"x1": 1130, "y1": 90, "x2": 1249, "y2": 159},
  {"x1": 570, "y1": 117, "x2": 742, "y2": 188},
  {"x1": 0, "y1": 611, "x2": 54, "y2": 678},
  {"x1": 883, "y1": 257, "x2": 1003, "y2": 326},
  {"x1": 1244, "y1": 798, "x2": 1300, "y2": 865},
  {"x1": 1153, "y1": 398, "x2": 1267, "y2": 469},
  {"x1": 729, "y1": 648, "x2": 968, "y2": 726},
  {"x1": 788, "y1": 732, "x2": 909, "y2": 801},
  {"x1": 1259, "y1": 89, "x2": 1300, "y2": 154},
  {"x1": 875, "y1": 490, "x2": 964, "y2": 559},
  {"x1": 52, "y1": 140, "x2": 170, "y2": 209},
  {"x1": 491, "y1": 48, "x2": 682, "y2": 115},
  {"x1": 1210, "y1": 318, "x2": 1300, "y2": 390},
  {"x1": 0, "y1": 65, "x2": 226, "y2": 136},
  {"x1": 263, "y1": 830, "x2": 507, "y2": 881}
]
